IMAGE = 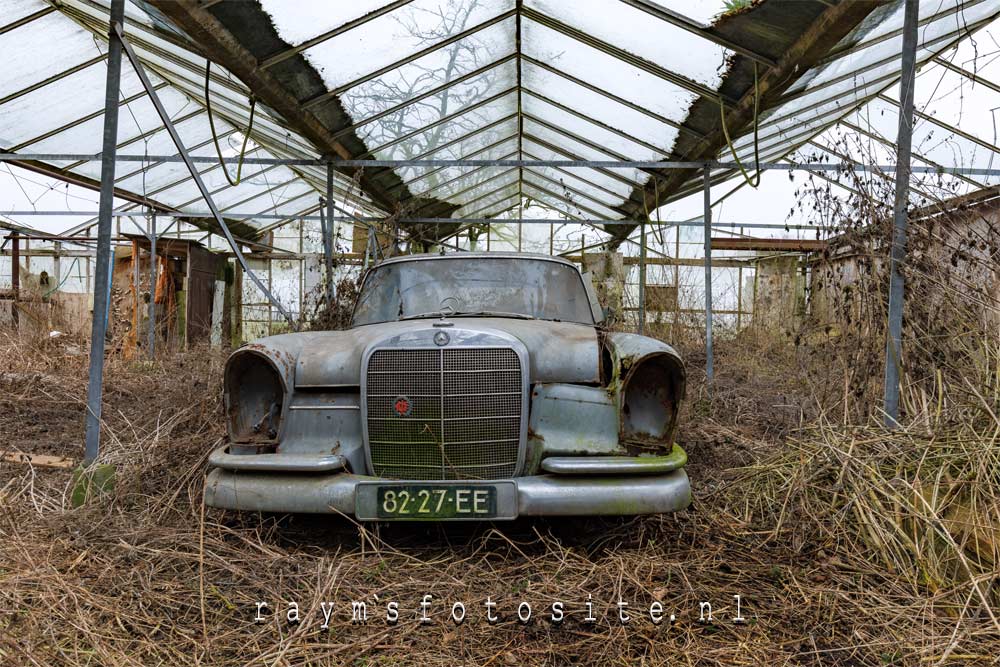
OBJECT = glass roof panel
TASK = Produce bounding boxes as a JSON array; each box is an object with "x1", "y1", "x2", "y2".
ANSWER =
[
  {"x1": 259, "y1": 0, "x2": 405, "y2": 45},
  {"x1": 2, "y1": 0, "x2": 49, "y2": 27},
  {"x1": 522, "y1": 93, "x2": 667, "y2": 161},
  {"x1": 340, "y1": 18, "x2": 515, "y2": 124},
  {"x1": 522, "y1": 176, "x2": 622, "y2": 219},
  {"x1": 521, "y1": 16, "x2": 697, "y2": 123},
  {"x1": 451, "y1": 182, "x2": 518, "y2": 218},
  {"x1": 0, "y1": 64, "x2": 147, "y2": 148},
  {"x1": 406, "y1": 134, "x2": 518, "y2": 194},
  {"x1": 786, "y1": 0, "x2": 997, "y2": 97},
  {"x1": 521, "y1": 60, "x2": 680, "y2": 151},
  {"x1": 392, "y1": 115, "x2": 518, "y2": 183},
  {"x1": 651, "y1": 1, "x2": 729, "y2": 26},
  {"x1": 372, "y1": 90, "x2": 515, "y2": 157},
  {"x1": 21, "y1": 87, "x2": 198, "y2": 157},
  {"x1": 523, "y1": 118, "x2": 645, "y2": 185},
  {"x1": 446, "y1": 169, "x2": 519, "y2": 205},
  {"x1": 893, "y1": 62, "x2": 1000, "y2": 150},
  {"x1": 522, "y1": 182, "x2": 590, "y2": 219},
  {"x1": 851, "y1": 97, "x2": 1000, "y2": 182},
  {"x1": 213, "y1": 181, "x2": 316, "y2": 216},
  {"x1": 353, "y1": 59, "x2": 517, "y2": 152},
  {"x1": 474, "y1": 194, "x2": 519, "y2": 218},
  {"x1": 267, "y1": 0, "x2": 514, "y2": 91},
  {"x1": 0, "y1": 11, "x2": 103, "y2": 101},
  {"x1": 524, "y1": 165, "x2": 624, "y2": 209},
  {"x1": 525, "y1": 0, "x2": 730, "y2": 89},
  {"x1": 424, "y1": 166, "x2": 516, "y2": 202},
  {"x1": 522, "y1": 138, "x2": 633, "y2": 199}
]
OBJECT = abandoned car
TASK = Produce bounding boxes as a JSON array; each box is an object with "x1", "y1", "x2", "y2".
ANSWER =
[{"x1": 205, "y1": 252, "x2": 690, "y2": 520}]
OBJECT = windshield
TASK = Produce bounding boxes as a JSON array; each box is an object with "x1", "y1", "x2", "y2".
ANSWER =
[{"x1": 351, "y1": 257, "x2": 595, "y2": 326}]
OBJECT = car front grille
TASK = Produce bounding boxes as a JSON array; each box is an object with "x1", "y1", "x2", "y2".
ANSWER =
[{"x1": 365, "y1": 347, "x2": 523, "y2": 480}]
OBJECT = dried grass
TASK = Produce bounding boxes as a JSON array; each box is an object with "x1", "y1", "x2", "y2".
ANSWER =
[{"x1": 1, "y1": 328, "x2": 998, "y2": 666}]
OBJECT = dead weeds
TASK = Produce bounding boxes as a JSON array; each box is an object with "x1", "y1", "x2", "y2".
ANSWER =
[{"x1": 0, "y1": 331, "x2": 998, "y2": 666}]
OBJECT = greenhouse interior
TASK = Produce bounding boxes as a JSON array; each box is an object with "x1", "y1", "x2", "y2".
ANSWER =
[{"x1": 2, "y1": 0, "x2": 1000, "y2": 665}]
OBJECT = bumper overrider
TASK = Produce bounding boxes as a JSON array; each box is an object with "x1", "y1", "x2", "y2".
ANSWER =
[{"x1": 204, "y1": 445, "x2": 691, "y2": 519}]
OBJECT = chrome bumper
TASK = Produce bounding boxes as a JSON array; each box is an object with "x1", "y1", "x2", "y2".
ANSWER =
[{"x1": 203, "y1": 467, "x2": 691, "y2": 518}]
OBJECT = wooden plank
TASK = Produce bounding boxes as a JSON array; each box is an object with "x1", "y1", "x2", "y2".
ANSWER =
[
  {"x1": 710, "y1": 237, "x2": 827, "y2": 252},
  {"x1": 2, "y1": 451, "x2": 76, "y2": 469}
]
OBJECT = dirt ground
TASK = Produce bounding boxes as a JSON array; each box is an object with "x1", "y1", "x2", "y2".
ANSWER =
[{"x1": 1, "y1": 332, "x2": 997, "y2": 666}]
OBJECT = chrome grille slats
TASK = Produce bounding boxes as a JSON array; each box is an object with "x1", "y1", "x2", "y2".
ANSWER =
[{"x1": 365, "y1": 345, "x2": 524, "y2": 480}]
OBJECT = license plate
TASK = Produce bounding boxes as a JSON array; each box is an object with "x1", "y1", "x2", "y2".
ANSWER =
[{"x1": 355, "y1": 482, "x2": 517, "y2": 521}]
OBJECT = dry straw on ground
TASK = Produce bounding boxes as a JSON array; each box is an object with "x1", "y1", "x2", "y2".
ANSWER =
[{"x1": 1, "y1": 328, "x2": 998, "y2": 666}]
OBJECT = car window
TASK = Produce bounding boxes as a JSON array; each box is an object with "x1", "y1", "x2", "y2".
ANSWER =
[{"x1": 351, "y1": 257, "x2": 595, "y2": 326}]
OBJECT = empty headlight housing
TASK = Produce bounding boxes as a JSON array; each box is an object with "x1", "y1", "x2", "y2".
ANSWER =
[
  {"x1": 619, "y1": 355, "x2": 685, "y2": 454},
  {"x1": 224, "y1": 349, "x2": 286, "y2": 446}
]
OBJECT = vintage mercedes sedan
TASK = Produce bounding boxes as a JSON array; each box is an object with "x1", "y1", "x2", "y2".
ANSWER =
[{"x1": 205, "y1": 252, "x2": 690, "y2": 520}]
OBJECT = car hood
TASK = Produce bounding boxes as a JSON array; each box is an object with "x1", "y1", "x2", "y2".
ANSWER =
[{"x1": 294, "y1": 318, "x2": 600, "y2": 387}]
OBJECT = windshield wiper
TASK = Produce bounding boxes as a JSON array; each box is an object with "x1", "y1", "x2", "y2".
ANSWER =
[{"x1": 399, "y1": 310, "x2": 535, "y2": 321}]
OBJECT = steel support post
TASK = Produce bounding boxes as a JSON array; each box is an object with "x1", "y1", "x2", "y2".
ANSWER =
[
  {"x1": 114, "y1": 24, "x2": 297, "y2": 328},
  {"x1": 324, "y1": 165, "x2": 335, "y2": 309},
  {"x1": 883, "y1": 0, "x2": 919, "y2": 428},
  {"x1": 83, "y1": 0, "x2": 125, "y2": 466},
  {"x1": 147, "y1": 211, "x2": 157, "y2": 357},
  {"x1": 10, "y1": 232, "x2": 19, "y2": 331},
  {"x1": 638, "y1": 221, "x2": 646, "y2": 335},
  {"x1": 703, "y1": 168, "x2": 714, "y2": 387}
]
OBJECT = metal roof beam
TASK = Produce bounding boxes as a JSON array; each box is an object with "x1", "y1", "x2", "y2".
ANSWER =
[
  {"x1": 931, "y1": 56, "x2": 1000, "y2": 94},
  {"x1": 838, "y1": 118, "x2": 986, "y2": 190},
  {"x1": 877, "y1": 92, "x2": 1000, "y2": 155}
]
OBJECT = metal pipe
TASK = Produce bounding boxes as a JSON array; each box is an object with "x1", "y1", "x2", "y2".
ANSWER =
[
  {"x1": 114, "y1": 24, "x2": 297, "y2": 329},
  {"x1": 83, "y1": 0, "x2": 125, "y2": 466},
  {"x1": 10, "y1": 232, "x2": 18, "y2": 331},
  {"x1": 638, "y1": 221, "x2": 646, "y2": 335},
  {"x1": 703, "y1": 169, "x2": 714, "y2": 388},
  {"x1": 884, "y1": 0, "x2": 919, "y2": 428},
  {"x1": 0, "y1": 210, "x2": 839, "y2": 229},
  {"x1": 147, "y1": 211, "x2": 156, "y2": 358},
  {"x1": 324, "y1": 165, "x2": 335, "y2": 309},
  {"x1": 4, "y1": 154, "x2": 1000, "y2": 175}
]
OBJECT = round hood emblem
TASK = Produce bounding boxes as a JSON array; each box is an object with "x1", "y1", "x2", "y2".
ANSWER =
[
  {"x1": 393, "y1": 396, "x2": 412, "y2": 417},
  {"x1": 433, "y1": 331, "x2": 450, "y2": 346}
]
